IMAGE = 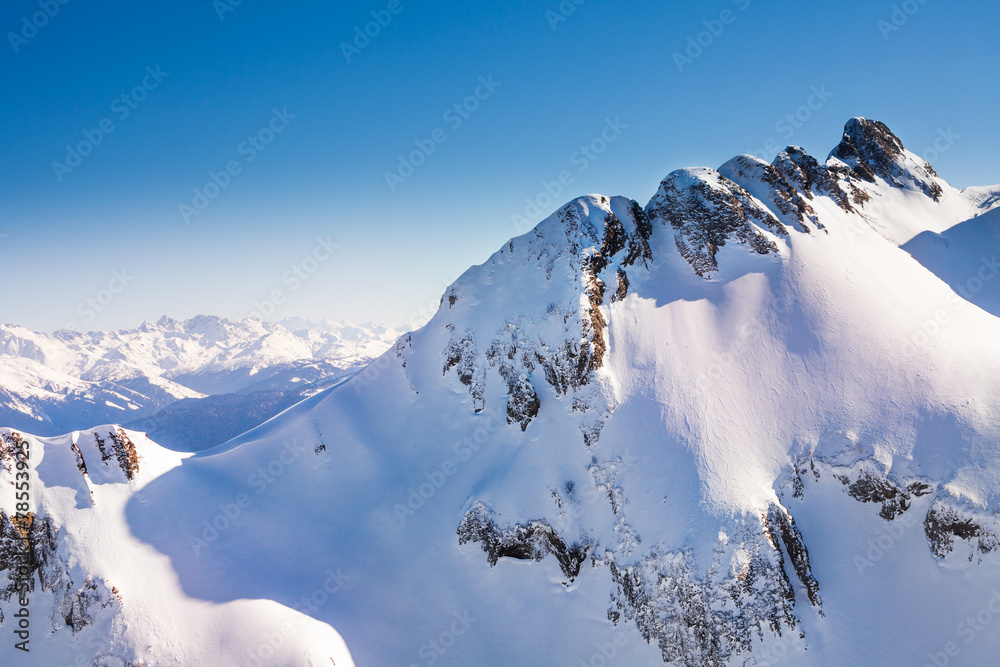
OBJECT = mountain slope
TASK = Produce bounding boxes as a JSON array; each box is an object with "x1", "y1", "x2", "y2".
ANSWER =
[
  {"x1": 0, "y1": 426, "x2": 355, "y2": 665},
  {"x1": 4, "y1": 118, "x2": 1000, "y2": 665}
]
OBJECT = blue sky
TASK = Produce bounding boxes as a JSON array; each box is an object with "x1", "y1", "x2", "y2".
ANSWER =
[{"x1": 2, "y1": 0, "x2": 998, "y2": 332}]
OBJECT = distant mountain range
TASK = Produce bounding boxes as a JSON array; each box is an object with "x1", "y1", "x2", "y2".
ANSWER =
[{"x1": 0, "y1": 316, "x2": 400, "y2": 449}]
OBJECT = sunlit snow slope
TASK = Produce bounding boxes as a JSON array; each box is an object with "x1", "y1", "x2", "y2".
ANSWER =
[{"x1": 3, "y1": 118, "x2": 1000, "y2": 666}]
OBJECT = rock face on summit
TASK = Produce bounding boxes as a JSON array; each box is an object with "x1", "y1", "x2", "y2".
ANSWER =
[{"x1": 831, "y1": 117, "x2": 944, "y2": 200}]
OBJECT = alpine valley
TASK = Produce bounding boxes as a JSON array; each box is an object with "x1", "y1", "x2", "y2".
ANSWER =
[
  {"x1": 0, "y1": 317, "x2": 400, "y2": 450},
  {"x1": 3, "y1": 118, "x2": 1000, "y2": 666}
]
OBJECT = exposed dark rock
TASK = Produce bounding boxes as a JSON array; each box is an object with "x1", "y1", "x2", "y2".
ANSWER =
[
  {"x1": 765, "y1": 504, "x2": 822, "y2": 608},
  {"x1": 582, "y1": 258, "x2": 608, "y2": 371},
  {"x1": 924, "y1": 500, "x2": 1000, "y2": 559},
  {"x1": 64, "y1": 578, "x2": 101, "y2": 633},
  {"x1": 604, "y1": 537, "x2": 801, "y2": 667},
  {"x1": 457, "y1": 502, "x2": 591, "y2": 583},
  {"x1": 91, "y1": 429, "x2": 140, "y2": 481},
  {"x1": 71, "y1": 440, "x2": 88, "y2": 476},
  {"x1": 646, "y1": 168, "x2": 785, "y2": 278},
  {"x1": 774, "y1": 147, "x2": 856, "y2": 213},
  {"x1": 720, "y1": 155, "x2": 820, "y2": 233},
  {"x1": 830, "y1": 117, "x2": 943, "y2": 201},
  {"x1": 443, "y1": 332, "x2": 485, "y2": 412},
  {"x1": 506, "y1": 375, "x2": 540, "y2": 431},
  {"x1": 824, "y1": 463, "x2": 934, "y2": 522},
  {"x1": 612, "y1": 268, "x2": 629, "y2": 303},
  {"x1": 834, "y1": 470, "x2": 912, "y2": 521},
  {"x1": 623, "y1": 201, "x2": 654, "y2": 267},
  {"x1": 0, "y1": 510, "x2": 59, "y2": 600},
  {"x1": 600, "y1": 213, "x2": 628, "y2": 267},
  {"x1": 108, "y1": 429, "x2": 140, "y2": 481},
  {"x1": 0, "y1": 431, "x2": 25, "y2": 474}
]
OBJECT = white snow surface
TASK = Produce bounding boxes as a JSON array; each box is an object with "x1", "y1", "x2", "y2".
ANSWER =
[{"x1": 3, "y1": 118, "x2": 1000, "y2": 666}]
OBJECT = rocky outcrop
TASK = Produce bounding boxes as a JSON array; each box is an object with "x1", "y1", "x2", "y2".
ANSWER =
[
  {"x1": 719, "y1": 154, "x2": 820, "y2": 232},
  {"x1": 457, "y1": 502, "x2": 591, "y2": 583},
  {"x1": 505, "y1": 375, "x2": 540, "y2": 431},
  {"x1": 92, "y1": 428, "x2": 140, "y2": 481},
  {"x1": 774, "y1": 146, "x2": 859, "y2": 213},
  {"x1": 0, "y1": 511, "x2": 59, "y2": 601},
  {"x1": 443, "y1": 330, "x2": 486, "y2": 412},
  {"x1": 830, "y1": 464, "x2": 933, "y2": 521},
  {"x1": 601, "y1": 509, "x2": 816, "y2": 667},
  {"x1": 924, "y1": 498, "x2": 1000, "y2": 560},
  {"x1": 764, "y1": 504, "x2": 822, "y2": 608},
  {"x1": 830, "y1": 117, "x2": 943, "y2": 201},
  {"x1": 646, "y1": 168, "x2": 786, "y2": 277}
]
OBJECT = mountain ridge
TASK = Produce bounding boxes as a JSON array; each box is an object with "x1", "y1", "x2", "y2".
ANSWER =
[{"x1": 3, "y1": 118, "x2": 1000, "y2": 665}]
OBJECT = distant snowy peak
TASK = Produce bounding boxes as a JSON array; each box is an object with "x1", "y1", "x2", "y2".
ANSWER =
[
  {"x1": 0, "y1": 317, "x2": 401, "y2": 436},
  {"x1": 1, "y1": 316, "x2": 400, "y2": 378}
]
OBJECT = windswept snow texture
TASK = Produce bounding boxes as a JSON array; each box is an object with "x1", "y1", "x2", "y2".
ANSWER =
[
  {"x1": 0, "y1": 317, "x2": 400, "y2": 449},
  {"x1": 3, "y1": 118, "x2": 1000, "y2": 665}
]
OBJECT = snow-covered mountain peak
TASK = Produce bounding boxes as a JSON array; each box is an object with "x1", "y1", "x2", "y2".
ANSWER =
[
  {"x1": 4, "y1": 118, "x2": 1000, "y2": 665},
  {"x1": 830, "y1": 116, "x2": 945, "y2": 200}
]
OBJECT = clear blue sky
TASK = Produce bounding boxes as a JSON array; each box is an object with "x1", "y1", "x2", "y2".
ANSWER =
[{"x1": 2, "y1": 0, "x2": 998, "y2": 332}]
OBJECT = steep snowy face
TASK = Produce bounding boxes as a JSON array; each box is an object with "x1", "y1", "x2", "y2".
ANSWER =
[{"x1": 421, "y1": 194, "x2": 652, "y2": 433}]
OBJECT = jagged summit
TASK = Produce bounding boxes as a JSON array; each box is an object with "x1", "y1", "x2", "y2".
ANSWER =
[
  {"x1": 830, "y1": 116, "x2": 944, "y2": 200},
  {"x1": 524, "y1": 118, "x2": 967, "y2": 280},
  {"x1": 646, "y1": 167, "x2": 786, "y2": 277}
]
